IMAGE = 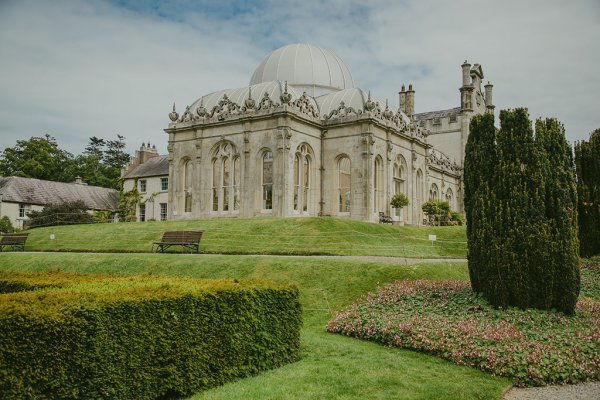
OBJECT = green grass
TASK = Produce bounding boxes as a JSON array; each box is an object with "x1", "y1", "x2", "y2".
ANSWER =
[
  {"x1": 0, "y1": 253, "x2": 509, "y2": 399},
  {"x1": 22, "y1": 217, "x2": 467, "y2": 258}
]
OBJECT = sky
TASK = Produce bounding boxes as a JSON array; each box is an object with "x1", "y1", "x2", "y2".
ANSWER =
[{"x1": 0, "y1": 0, "x2": 598, "y2": 156}]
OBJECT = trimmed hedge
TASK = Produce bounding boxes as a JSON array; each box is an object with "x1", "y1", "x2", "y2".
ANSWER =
[{"x1": 0, "y1": 271, "x2": 302, "y2": 399}]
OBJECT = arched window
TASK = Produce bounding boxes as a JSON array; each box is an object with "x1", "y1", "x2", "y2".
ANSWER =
[
  {"x1": 445, "y1": 188, "x2": 454, "y2": 210},
  {"x1": 233, "y1": 157, "x2": 240, "y2": 211},
  {"x1": 393, "y1": 155, "x2": 408, "y2": 218},
  {"x1": 338, "y1": 156, "x2": 351, "y2": 213},
  {"x1": 429, "y1": 183, "x2": 439, "y2": 200},
  {"x1": 294, "y1": 144, "x2": 312, "y2": 213},
  {"x1": 183, "y1": 159, "x2": 192, "y2": 213},
  {"x1": 374, "y1": 156, "x2": 383, "y2": 213},
  {"x1": 262, "y1": 150, "x2": 273, "y2": 210},
  {"x1": 211, "y1": 142, "x2": 239, "y2": 213},
  {"x1": 416, "y1": 169, "x2": 423, "y2": 223}
]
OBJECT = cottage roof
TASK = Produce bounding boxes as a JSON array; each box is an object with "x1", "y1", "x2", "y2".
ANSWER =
[
  {"x1": 0, "y1": 176, "x2": 119, "y2": 210},
  {"x1": 123, "y1": 155, "x2": 169, "y2": 179}
]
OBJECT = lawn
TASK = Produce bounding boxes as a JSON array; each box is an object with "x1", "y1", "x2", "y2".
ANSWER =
[
  {"x1": 0, "y1": 252, "x2": 509, "y2": 399},
  {"x1": 21, "y1": 217, "x2": 467, "y2": 258}
]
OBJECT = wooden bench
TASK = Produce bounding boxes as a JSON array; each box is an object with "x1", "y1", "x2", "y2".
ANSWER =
[
  {"x1": 0, "y1": 233, "x2": 29, "y2": 252},
  {"x1": 152, "y1": 231, "x2": 203, "y2": 253}
]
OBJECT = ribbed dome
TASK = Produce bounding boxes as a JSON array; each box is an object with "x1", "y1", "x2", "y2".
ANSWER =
[{"x1": 250, "y1": 44, "x2": 355, "y2": 97}]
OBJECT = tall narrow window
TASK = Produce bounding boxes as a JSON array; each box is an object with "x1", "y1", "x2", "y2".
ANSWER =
[
  {"x1": 293, "y1": 155, "x2": 300, "y2": 211},
  {"x1": 19, "y1": 204, "x2": 26, "y2": 218},
  {"x1": 374, "y1": 156, "x2": 383, "y2": 213},
  {"x1": 211, "y1": 142, "x2": 240, "y2": 213},
  {"x1": 139, "y1": 204, "x2": 146, "y2": 222},
  {"x1": 393, "y1": 155, "x2": 407, "y2": 218},
  {"x1": 159, "y1": 203, "x2": 167, "y2": 221},
  {"x1": 212, "y1": 159, "x2": 220, "y2": 211},
  {"x1": 160, "y1": 178, "x2": 168, "y2": 191},
  {"x1": 446, "y1": 188, "x2": 454, "y2": 210},
  {"x1": 233, "y1": 157, "x2": 240, "y2": 211},
  {"x1": 262, "y1": 151, "x2": 273, "y2": 210},
  {"x1": 183, "y1": 160, "x2": 192, "y2": 213},
  {"x1": 222, "y1": 157, "x2": 230, "y2": 211},
  {"x1": 338, "y1": 156, "x2": 351, "y2": 213},
  {"x1": 293, "y1": 144, "x2": 312, "y2": 213},
  {"x1": 302, "y1": 155, "x2": 310, "y2": 212},
  {"x1": 139, "y1": 180, "x2": 147, "y2": 193},
  {"x1": 416, "y1": 169, "x2": 423, "y2": 223}
]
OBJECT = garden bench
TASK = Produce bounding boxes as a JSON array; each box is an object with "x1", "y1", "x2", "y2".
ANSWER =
[
  {"x1": 0, "y1": 233, "x2": 29, "y2": 251},
  {"x1": 379, "y1": 212, "x2": 392, "y2": 224},
  {"x1": 152, "y1": 231, "x2": 203, "y2": 253}
]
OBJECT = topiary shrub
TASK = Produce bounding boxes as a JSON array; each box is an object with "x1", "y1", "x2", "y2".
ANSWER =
[
  {"x1": 464, "y1": 109, "x2": 580, "y2": 314},
  {"x1": 0, "y1": 216, "x2": 14, "y2": 233},
  {"x1": 0, "y1": 271, "x2": 302, "y2": 399}
]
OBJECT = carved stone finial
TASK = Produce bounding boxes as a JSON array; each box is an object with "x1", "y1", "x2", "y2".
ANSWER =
[
  {"x1": 365, "y1": 90, "x2": 376, "y2": 111},
  {"x1": 383, "y1": 99, "x2": 393, "y2": 119},
  {"x1": 280, "y1": 80, "x2": 292, "y2": 104},
  {"x1": 244, "y1": 86, "x2": 256, "y2": 110},
  {"x1": 196, "y1": 97, "x2": 207, "y2": 117},
  {"x1": 169, "y1": 103, "x2": 179, "y2": 122}
]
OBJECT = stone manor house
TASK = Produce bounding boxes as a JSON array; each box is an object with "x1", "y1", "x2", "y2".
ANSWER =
[{"x1": 122, "y1": 43, "x2": 495, "y2": 224}]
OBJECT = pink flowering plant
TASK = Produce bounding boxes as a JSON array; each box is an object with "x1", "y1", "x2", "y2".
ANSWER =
[{"x1": 326, "y1": 268, "x2": 600, "y2": 387}]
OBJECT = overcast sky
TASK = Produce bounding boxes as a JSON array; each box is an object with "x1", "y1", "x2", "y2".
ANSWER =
[{"x1": 0, "y1": 0, "x2": 598, "y2": 156}]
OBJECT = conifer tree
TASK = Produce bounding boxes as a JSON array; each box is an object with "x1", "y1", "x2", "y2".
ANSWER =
[
  {"x1": 464, "y1": 109, "x2": 580, "y2": 314},
  {"x1": 463, "y1": 113, "x2": 496, "y2": 293},
  {"x1": 575, "y1": 129, "x2": 600, "y2": 257}
]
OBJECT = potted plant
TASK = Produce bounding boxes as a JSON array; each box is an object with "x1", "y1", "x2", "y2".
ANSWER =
[{"x1": 390, "y1": 193, "x2": 409, "y2": 226}]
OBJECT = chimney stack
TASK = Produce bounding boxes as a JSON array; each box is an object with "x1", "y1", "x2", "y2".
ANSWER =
[
  {"x1": 405, "y1": 84, "x2": 415, "y2": 116},
  {"x1": 484, "y1": 81, "x2": 495, "y2": 112},
  {"x1": 399, "y1": 85, "x2": 407, "y2": 114},
  {"x1": 461, "y1": 60, "x2": 472, "y2": 87}
]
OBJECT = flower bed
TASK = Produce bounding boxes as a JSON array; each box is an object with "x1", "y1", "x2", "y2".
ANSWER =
[{"x1": 326, "y1": 278, "x2": 599, "y2": 387}]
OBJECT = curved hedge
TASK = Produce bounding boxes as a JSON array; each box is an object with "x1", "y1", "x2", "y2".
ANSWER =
[{"x1": 0, "y1": 271, "x2": 302, "y2": 399}]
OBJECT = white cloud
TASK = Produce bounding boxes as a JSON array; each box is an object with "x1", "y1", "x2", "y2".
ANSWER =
[{"x1": 0, "y1": 0, "x2": 598, "y2": 158}]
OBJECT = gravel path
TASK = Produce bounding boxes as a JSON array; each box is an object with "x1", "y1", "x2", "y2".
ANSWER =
[{"x1": 502, "y1": 382, "x2": 600, "y2": 400}]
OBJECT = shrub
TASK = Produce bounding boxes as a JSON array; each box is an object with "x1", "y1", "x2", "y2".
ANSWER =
[
  {"x1": 0, "y1": 271, "x2": 302, "y2": 399},
  {"x1": 390, "y1": 193, "x2": 409, "y2": 209},
  {"x1": 26, "y1": 200, "x2": 95, "y2": 228},
  {"x1": 0, "y1": 216, "x2": 14, "y2": 233},
  {"x1": 422, "y1": 199, "x2": 451, "y2": 226},
  {"x1": 575, "y1": 129, "x2": 600, "y2": 257},
  {"x1": 464, "y1": 110, "x2": 580, "y2": 314}
]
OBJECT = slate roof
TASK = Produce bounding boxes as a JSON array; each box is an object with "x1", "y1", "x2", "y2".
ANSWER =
[
  {"x1": 413, "y1": 107, "x2": 461, "y2": 121},
  {"x1": 0, "y1": 176, "x2": 119, "y2": 211},
  {"x1": 123, "y1": 155, "x2": 169, "y2": 179}
]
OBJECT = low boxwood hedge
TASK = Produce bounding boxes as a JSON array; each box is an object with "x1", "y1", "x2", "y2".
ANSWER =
[{"x1": 0, "y1": 271, "x2": 302, "y2": 399}]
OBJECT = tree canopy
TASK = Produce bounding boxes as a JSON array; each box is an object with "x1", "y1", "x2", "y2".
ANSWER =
[
  {"x1": 0, "y1": 134, "x2": 130, "y2": 189},
  {"x1": 464, "y1": 109, "x2": 579, "y2": 314}
]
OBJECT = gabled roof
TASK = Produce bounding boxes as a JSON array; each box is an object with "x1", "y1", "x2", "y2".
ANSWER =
[
  {"x1": 0, "y1": 176, "x2": 119, "y2": 211},
  {"x1": 123, "y1": 155, "x2": 169, "y2": 179}
]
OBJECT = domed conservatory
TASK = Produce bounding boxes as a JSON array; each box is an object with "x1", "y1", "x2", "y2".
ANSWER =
[{"x1": 125, "y1": 43, "x2": 495, "y2": 224}]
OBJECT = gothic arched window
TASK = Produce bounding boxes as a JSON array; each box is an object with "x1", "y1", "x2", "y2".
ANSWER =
[
  {"x1": 262, "y1": 150, "x2": 273, "y2": 210},
  {"x1": 211, "y1": 142, "x2": 240, "y2": 213},
  {"x1": 338, "y1": 156, "x2": 351, "y2": 213},
  {"x1": 446, "y1": 188, "x2": 454, "y2": 210},
  {"x1": 429, "y1": 183, "x2": 439, "y2": 200},
  {"x1": 182, "y1": 159, "x2": 192, "y2": 213},
  {"x1": 374, "y1": 156, "x2": 383, "y2": 213},
  {"x1": 294, "y1": 144, "x2": 312, "y2": 213},
  {"x1": 393, "y1": 155, "x2": 408, "y2": 218}
]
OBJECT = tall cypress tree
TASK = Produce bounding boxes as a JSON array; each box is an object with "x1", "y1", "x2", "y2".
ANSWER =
[
  {"x1": 464, "y1": 109, "x2": 580, "y2": 314},
  {"x1": 575, "y1": 129, "x2": 600, "y2": 257},
  {"x1": 464, "y1": 113, "x2": 496, "y2": 293}
]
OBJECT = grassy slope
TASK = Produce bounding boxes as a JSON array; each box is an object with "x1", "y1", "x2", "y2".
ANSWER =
[
  {"x1": 0, "y1": 253, "x2": 508, "y2": 399},
  {"x1": 22, "y1": 217, "x2": 467, "y2": 258}
]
